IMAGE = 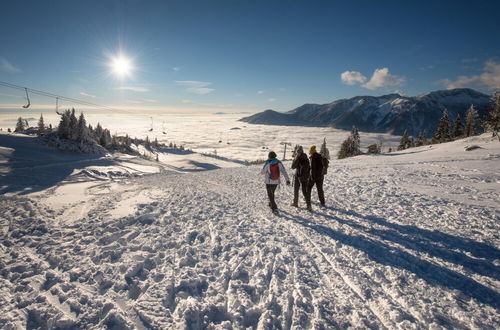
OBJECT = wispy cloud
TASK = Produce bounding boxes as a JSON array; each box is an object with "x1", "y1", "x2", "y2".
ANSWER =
[
  {"x1": 257, "y1": 90, "x2": 265, "y2": 95},
  {"x1": 173, "y1": 67, "x2": 181, "y2": 72},
  {"x1": 181, "y1": 99, "x2": 233, "y2": 108},
  {"x1": 114, "y1": 86, "x2": 149, "y2": 92},
  {"x1": 175, "y1": 80, "x2": 215, "y2": 94},
  {"x1": 419, "y1": 65, "x2": 434, "y2": 71},
  {"x1": 362, "y1": 68, "x2": 404, "y2": 90},
  {"x1": 0, "y1": 58, "x2": 22, "y2": 73},
  {"x1": 80, "y1": 92, "x2": 96, "y2": 98},
  {"x1": 341, "y1": 71, "x2": 367, "y2": 85},
  {"x1": 438, "y1": 59, "x2": 500, "y2": 90},
  {"x1": 268, "y1": 98, "x2": 276, "y2": 102},
  {"x1": 461, "y1": 58, "x2": 478, "y2": 63}
]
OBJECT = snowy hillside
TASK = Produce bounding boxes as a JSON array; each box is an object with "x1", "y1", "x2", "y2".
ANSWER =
[
  {"x1": 241, "y1": 88, "x2": 491, "y2": 136},
  {"x1": 0, "y1": 133, "x2": 499, "y2": 329}
]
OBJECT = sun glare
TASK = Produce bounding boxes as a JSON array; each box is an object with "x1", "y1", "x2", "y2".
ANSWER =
[{"x1": 110, "y1": 55, "x2": 133, "y2": 78}]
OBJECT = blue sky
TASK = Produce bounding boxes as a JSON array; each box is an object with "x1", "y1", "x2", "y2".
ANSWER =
[{"x1": 0, "y1": 0, "x2": 499, "y2": 113}]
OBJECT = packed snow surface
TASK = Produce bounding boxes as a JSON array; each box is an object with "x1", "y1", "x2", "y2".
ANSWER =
[{"x1": 0, "y1": 133, "x2": 499, "y2": 329}]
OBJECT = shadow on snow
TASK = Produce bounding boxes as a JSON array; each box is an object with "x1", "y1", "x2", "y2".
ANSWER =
[
  {"x1": 280, "y1": 209, "x2": 500, "y2": 309},
  {"x1": 0, "y1": 134, "x2": 117, "y2": 195}
]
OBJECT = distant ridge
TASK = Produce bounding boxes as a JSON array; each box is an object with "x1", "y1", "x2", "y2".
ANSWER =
[{"x1": 240, "y1": 88, "x2": 492, "y2": 136}]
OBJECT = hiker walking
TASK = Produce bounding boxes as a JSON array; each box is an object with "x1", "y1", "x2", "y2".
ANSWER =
[
  {"x1": 261, "y1": 151, "x2": 290, "y2": 214},
  {"x1": 291, "y1": 145, "x2": 311, "y2": 209},
  {"x1": 307, "y1": 145, "x2": 326, "y2": 207}
]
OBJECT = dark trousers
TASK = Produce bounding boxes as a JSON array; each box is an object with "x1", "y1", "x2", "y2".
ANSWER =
[
  {"x1": 308, "y1": 176, "x2": 325, "y2": 205},
  {"x1": 293, "y1": 176, "x2": 310, "y2": 206},
  {"x1": 266, "y1": 184, "x2": 278, "y2": 210}
]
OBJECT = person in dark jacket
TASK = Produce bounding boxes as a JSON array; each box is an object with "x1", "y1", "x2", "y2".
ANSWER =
[
  {"x1": 291, "y1": 146, "x2": 311, "y2": 209},
  {"x1": 307, "y1": 145, "x2": 325, "y2": 207}
]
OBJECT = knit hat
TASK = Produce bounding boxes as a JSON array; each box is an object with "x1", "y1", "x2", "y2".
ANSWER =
[
  {"x1": 309, "y1": 145, "x2": 317, "y2": 155},
  {"x1": 268, "y1": 151, "x2": 277, "y2": 159},
  {"x1": 297, "y1": 146, "x2": 304, "y2": 154}
]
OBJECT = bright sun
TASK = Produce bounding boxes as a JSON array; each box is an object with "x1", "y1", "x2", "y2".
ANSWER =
[{"x1": 110, "y1": 55, "x2": 133, "y2": 77}]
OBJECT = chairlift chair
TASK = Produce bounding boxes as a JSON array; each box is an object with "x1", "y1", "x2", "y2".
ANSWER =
[{"x1": 22, "y1": 88, "x2": 30, "y2": 108}]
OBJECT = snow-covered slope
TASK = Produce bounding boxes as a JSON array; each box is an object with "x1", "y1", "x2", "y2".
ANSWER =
[
  {"x1": 0, "y1": 134, "x2": 499, "y2": 328},
  {"x1": 240, "y1": 88, "x2": 491, "y2": 136}
]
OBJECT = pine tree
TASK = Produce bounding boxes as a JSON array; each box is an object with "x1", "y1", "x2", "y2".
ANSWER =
[
  {"x1": 319, "y1": 138, "x2": 330, "y2": 160},
  {"x1": 433, "y1": 109, "x2": 451, "y2": 143},
  {"x1": 37, "y1": 114, "x2": 45, "y2": 136},
  {"x1": 465, "y1": 105, "x2": 478, "y2": 137},
  {"x1": 58, "y1": 109, "x2": 71, "y2": 139},
  {"x1": 69, "y1": 108, "x2": 78, "y2": 140},
  {"x1": 100, "y1": 129, "x2": 112, "y2": 147},
  {"x1": 145, "y1": 136, "x2": 151, "y2": 149},
  {"x1": 47, "y1": 124, "x2": 53, "y2": 134},
  {"x1": 452, "y1": 114, "x2": 464, "y2": 139},
  {"x1": 338, "y1": 127, "x2": 361, "y2": 159},
  {"x1": 415, "y1": 130, "x2": 428, "y2": 147},
  {"x1": 15, "y1": 117, "x2": 25, "y2": 132},
  {"x1": 483, "y1": 91, "x2": 500, "y2": 141},
  {"x1": 351, "y1": 126, "x2": 360, "y2": 153},
  {"x1": 398, "y1": 129, "x2": 411, "y2": 150},
  {"x1": 153, "y1": 137, "x2": 158, "y2": 148},
  {"x1": 94, "y1": 123, "x2": 103, "y2": 141},
  {"x1": 169, "y1": 142, "x2": 173, "y2": 148},
  {"x1": 77, "y1": 112, "x2": 93, "y2": 144}
]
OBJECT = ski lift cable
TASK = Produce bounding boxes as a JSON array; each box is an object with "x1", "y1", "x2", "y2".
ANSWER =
[{"x1": 0, "y1": 80, "x2": 133, "y2": 113}]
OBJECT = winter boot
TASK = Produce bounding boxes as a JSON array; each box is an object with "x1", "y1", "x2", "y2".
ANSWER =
[{"x1": 290, "y1": 201, "x2": 298, "y2": 207}]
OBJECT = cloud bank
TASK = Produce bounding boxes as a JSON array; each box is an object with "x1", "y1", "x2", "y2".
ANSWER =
[{"x1": 439, "y1": 60, "x2": 500, "y2": 91}]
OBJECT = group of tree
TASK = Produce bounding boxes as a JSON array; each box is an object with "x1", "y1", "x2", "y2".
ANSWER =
[{"x1": 398, "y1": 91, "x2": 500, "y2": 150}]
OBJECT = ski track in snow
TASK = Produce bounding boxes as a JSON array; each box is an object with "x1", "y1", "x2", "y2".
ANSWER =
[{"x1": 1, "y1": 137, "x2": 499, "y2": 329}]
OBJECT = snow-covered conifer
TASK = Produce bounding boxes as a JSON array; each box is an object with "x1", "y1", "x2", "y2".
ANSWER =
[
  {"x1": 433, "y1": 109, "x2": 451, "y2": 143},
  {"x1": 37, "y1": 114, "x2": 45, "y2": 136},
  {"x1": 483, "y1": 91, "x2": 500, "y2": 141},
  {"x1": 464, "y1": 105, "x2": 478, "y2": 137},
  {"x1": 338, "y1": 128, "x2": 361, "y2": 159},
  {"x1": 15, "y1": 117, "x2": 25, "y2": 132},
  {"x1": 398, "y1": 130, "x2": 411, "y2": 150},
  {"x1": 415, "y1": 130, "x2": 428, "y2": 147},
  {"x1": 145, "y1": 136, "x2": 151, "y2": 149},
  {"x1": 452, "y1": 114, "x2": 464, "y2": 139},
  {"x1": 77, "y1": 112, "x2": 93, "y2": 144},
  {"x1": 100, "y1": 129, "x2": 112, "y2": 147},
  {"x1": 94, "y1": 123, "x2": 103, "y2": 141},
  {"x1": 69, "y1": 108, "x2": 78, "y2": 140},
  {"x1": 58, "y1": 109, "x2": 71, "y2": 139},
  {"x1": 351, "y1": 126, "x2": 360, "y2": 152},
  {"x1": 320, "y1": 138, "x2": 330, "y2": 159}
]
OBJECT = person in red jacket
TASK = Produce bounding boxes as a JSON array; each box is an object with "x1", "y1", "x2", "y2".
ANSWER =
[
  {"x1": 260, "y1": 151, "x2": 290, "y2": 214},
  {"x1": 307, "y1": 145, "x2": 325, "y2": 207}
]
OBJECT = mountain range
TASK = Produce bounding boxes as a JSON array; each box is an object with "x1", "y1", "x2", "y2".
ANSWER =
[{"x1": 240, "y1": 88, "x2": 492, "y2": 136}]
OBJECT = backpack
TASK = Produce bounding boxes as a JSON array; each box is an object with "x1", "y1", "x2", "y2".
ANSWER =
[
  {"x1": 322, "y1": 157, "x2": 329, "y2": 175},
  {"x1": 297, "y1": 155, "x2": 310, "y2": 179},
  {"x1": 269, "y1": 162, "x2": 280, "y2": 180}
]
